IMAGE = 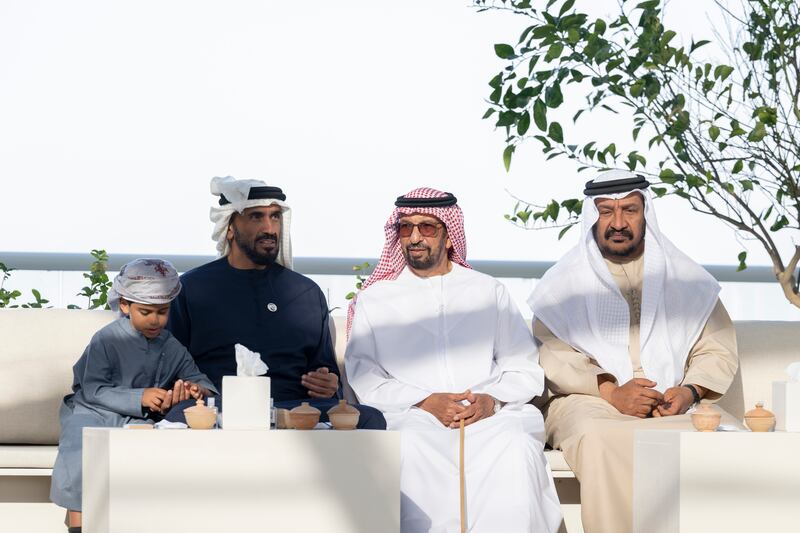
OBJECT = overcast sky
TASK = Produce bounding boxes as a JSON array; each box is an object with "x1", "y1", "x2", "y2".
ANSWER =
[{"x1": 0, "y1": 0, "x2": 794, "y2": 271}]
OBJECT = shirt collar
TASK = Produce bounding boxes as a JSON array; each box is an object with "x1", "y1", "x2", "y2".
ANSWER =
[{"x1": 117, "y1": 316, "x2": 167, "y2": 348}]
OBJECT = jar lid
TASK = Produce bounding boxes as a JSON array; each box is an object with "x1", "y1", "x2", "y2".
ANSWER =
[
  {"x1": 693, "y1": 403, "x2": 716, "y2": 413},
  {"x1": 290, "y1": 401, "x2": 321, "y2": 415},
  {"x1": 744, "y1": 401, "x2": 774, "y2": 418},
  {"x1": 183, "y1": 398, "x2": 214, "y2": 414},
  {"x1": 327, "y1": 399, "x2": 359, "y2": 415}
]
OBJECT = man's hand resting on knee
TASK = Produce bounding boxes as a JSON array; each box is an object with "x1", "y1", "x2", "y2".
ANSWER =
[{"x1": 599, "y1": 377, "x2": 663, "y2": 418}]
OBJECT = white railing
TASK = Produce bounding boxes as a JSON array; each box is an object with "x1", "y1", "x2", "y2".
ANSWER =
[
  {"x1": 0, "y1": 251, "x2": 778, "y2": 281},
  {"x1": 2, "y1": 251, "x2": 796, "y2": 321}
]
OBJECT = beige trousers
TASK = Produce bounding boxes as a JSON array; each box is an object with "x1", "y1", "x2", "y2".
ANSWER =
[{"x1": 545, "y1": 395, "x2": 742, "y2": 533}]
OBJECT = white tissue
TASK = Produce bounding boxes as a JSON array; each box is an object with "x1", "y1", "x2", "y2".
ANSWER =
[
  {"x1": 786, "y1": 362, "x2": 800, "y2": 382},
  {"x1": 235, "y1": 343, "x2": 268, "y2": 376},
  {"x1": 154, "y1": 420, "x2": 188, "y2": 430}
]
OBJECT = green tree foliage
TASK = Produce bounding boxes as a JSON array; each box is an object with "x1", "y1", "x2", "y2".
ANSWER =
[{"x1": 477, "y1": 0, "x2": 800, "y2": 308}]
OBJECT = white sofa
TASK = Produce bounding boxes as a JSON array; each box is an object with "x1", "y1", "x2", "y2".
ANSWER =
[{"x1": 1, "y1": 309, "x2": 798, "y2": 533}]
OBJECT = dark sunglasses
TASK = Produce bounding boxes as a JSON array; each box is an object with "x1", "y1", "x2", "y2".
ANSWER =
[{"x1": 397, "y1": 222, "x2": 443, "y2": 238}]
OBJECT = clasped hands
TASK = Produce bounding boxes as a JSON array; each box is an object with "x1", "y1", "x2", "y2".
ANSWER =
[
  {"x1": 416, "y1": 390, "x2": 497, "y2": 429},
  {"x1": 142, "y1": 380, "x2": 211, "y2": 414},
  {"x1": 301, "y1": 367, "x2": 339, "y2": 398},
  {"x1": 599, "y1": 377, "x2": 702, "y2": 418}
]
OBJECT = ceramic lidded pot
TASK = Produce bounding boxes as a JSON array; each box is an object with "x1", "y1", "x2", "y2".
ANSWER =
[
  {"x1": 327, "y1": 400, "x2": 360, "y2": 430},
  {"x1": 744, "y1": 402, "x2": 775, "y2": 432},
  {"x1": 289, "y1": 402, "x2": 321, "y2": 430},
  {"x1": 184, "y1": 398, "x2": 217, "y2": 430},
  {"x1": 690, "y1": 403, "x2": 721, "y2": 432}
]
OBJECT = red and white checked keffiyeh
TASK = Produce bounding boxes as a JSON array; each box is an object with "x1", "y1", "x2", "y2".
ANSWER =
[{"x1": 346, "y1": 187, "x2": 471, "y2": 338}]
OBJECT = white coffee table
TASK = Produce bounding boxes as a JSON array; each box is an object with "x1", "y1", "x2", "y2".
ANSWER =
[
  {"x1": 633, "y1": 429, "x2": 800, "y2": 533},
  {"x1": 83, "y1": 428, "x2": 400, "y2": 533}
]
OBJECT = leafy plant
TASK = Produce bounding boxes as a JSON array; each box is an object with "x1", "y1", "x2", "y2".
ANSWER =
[
  {"x1": 1, "y1": 264, "x2": 51, "y2": 308},
  {"x1": 0, "y1": 262, "x2": 22, "y2": 308},
  {"x1": 77, "y1": 249, "x2": 112, "y2": 310},
  {"x1": 477, "y1": 0, "x2": 800, "y2": 308},
  {"x1": 345, "y1": 262, "x2": 372, "y2": 300},
  {"x1": 0, "y1": 249, "x2": 112, "y2": 310},
  {"x1": 20, "y1": 289, "x2": 50, "y2": 309}
]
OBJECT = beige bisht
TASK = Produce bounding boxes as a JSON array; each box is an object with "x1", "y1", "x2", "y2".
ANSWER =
[{"x1": 529, "y1": 171, "x2": 740, "y2": 533}]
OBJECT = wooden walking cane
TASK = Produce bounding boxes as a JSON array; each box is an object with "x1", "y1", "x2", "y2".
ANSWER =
[{"x1": 459, "y1": 418, "x2": 466, "y2": 533}]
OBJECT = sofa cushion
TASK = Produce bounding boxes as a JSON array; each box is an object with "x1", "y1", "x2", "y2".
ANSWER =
[
  {"x1": 0, "y1": 446, "x2": 574, "y2": 473},
  {"x1": 331, "y1": 316, "x2": 358, "y2": 403},
  {"x1": 2, "y1": 307, "x2": 796, "y2": 449},
  {"x1": 717, "y1": 321, "x2": 800, "y2": 421},
  {"x1": 544, "y1": 450, "x2": 571, "y2": 472},
  {"x1": 0, "y1": 309, "x2": 116, "y2": 444},
  {"x1": 0, "y1": 445, "x2": 58, "y2": 469}
]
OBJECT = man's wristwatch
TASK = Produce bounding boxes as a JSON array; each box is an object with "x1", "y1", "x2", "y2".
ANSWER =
[
  {"x1": 683, "y1": 384, "x2": 701, "y2": 404},
  {"x1": 492, "y1": 397, "x2": 503, "y2": 414}
]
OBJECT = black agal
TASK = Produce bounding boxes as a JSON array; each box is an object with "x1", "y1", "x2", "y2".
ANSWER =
[
  {"x1": 583, "y1": 175, "x2": 650, "y2": 196},
  {"x1": 219, "y1": 186, "x2": 286, "y2": 205}
]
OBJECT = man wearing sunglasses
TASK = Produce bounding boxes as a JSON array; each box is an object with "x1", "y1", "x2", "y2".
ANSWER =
[{"x1": 344, "y1": 188, "x2": 562, "y2": 533}]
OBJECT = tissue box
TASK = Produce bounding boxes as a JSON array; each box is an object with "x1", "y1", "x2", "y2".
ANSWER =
[
  {"x1": 772, "y1": 381, "x2": 800, "y2": 431},
  {"x1": 222, "y1": 376, "x2": 271, "y2": 430}
]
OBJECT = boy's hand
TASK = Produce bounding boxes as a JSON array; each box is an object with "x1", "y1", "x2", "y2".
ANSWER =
[
  {"x1": 182, "y1": 381, "x2": 210, "y2": 400},
  {"x1": 142, "y1": 388, "x2": 169, "y2": 412},
  {"x1": 158, "y1": 379, "x2": 190, "y2": 414}
]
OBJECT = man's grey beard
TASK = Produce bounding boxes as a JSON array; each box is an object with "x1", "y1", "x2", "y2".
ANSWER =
[{"x1": 233, "y1": 227, "x2": 279, "y2": 266}]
